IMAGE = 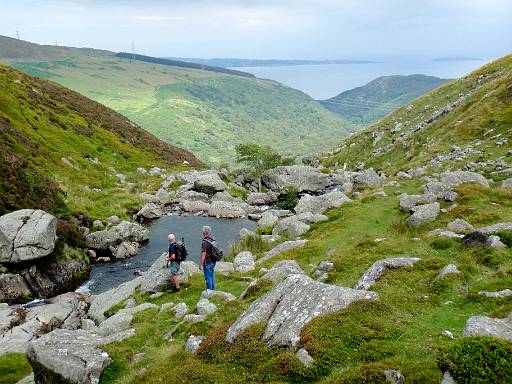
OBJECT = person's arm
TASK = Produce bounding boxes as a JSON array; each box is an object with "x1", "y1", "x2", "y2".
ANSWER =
[{"x1": 199, "y1": 251, "x2": 206, "y2": 270}]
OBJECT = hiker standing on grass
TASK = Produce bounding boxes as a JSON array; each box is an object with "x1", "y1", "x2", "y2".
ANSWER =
[
  {"x1": 166, "y1": 233, "x2": 180, "y2": 292},
  {"x1": 199, "y1": 225, "x2": 218, "y2": 290}
]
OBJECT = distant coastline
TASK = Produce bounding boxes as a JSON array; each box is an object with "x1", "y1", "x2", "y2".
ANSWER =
[
  {"x1": 163, "y1": 57, "x2": 381, "y2": 68},
  {"x1": 433, "y1": 57, "x2": 482, "y2": 62}
]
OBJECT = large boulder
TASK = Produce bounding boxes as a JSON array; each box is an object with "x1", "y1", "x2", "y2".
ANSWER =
[
  {"x1": 0, "y1": 292, "x2": 89, "y2": 354},
  {"x1": 26, "y1": 328, "x2": 134, "y2": 384},
  {"x1": 257, "y1": 211, "x2": 279, "y2": 228},
  {"x1": 176, "y1": 190, "x2": 209, "y2": 202},
  {"x1": 353, "y1": 168, "x2": 384, "y2": 188},
  {"x1": 185, "y1": 335, "x2": 204, "y2": 354},
  {"x1": 423, "y1": 182, "x2": 454, "y2": 199},
  {"x1": 208, "y1": 201, "x2": 245, "y2": 218},
  {"x1": 399, "y1": 194, "x2": 435, "y2": 212},
  {"x1": 462, "y1": 313, "x2": 512, "y2": 340},
  {"x1": 226, "y1": 274, "x2": 378, "y2": 348},
  {"x1": 475, "y1": 222, "x2": 512, "y2": 235},
  {"x1": 355, "y1": 257, "x2": 422, "y2": 290},
  {"x1": 294, "y1": 191, "x2": 351, "y2": 215},
  {"x1": 406, "y1": 203, "x2": 440, "y2": 227},
  {"x1": 263, "y1": 165, "x2": 332, "y2": 193},
  {"x1": 86, "y1": 221, "x2": 149, "y2": 251},
  {"x1": 88, "y1": 278, "x2": 141, "y2": 323},
  {"x1": 193, "y1": 172, "x2": 228, "y2": 195},
  {"x1": 447, "y1": 219, "x2": 474, "y2": 233},
  {"x1": 440, "y1": 171, "x2": 489, "y2": 187},
  {"x1": 180, "y1": 200, "x2": 211, "y2": 213},
  {"x1": 233, "y1": 252, "x2": 255, "y2": 273},
  {"x1": 246, "y1": 192, "x2": 278, "y2": 206},
  {"x1": 261, "y1": 260, "x2": 304, "y2": 283},
  {"x1": 257, "y1": 240, "x2": 307, "y2": 264},
  {"x1": 136, "y1": 203, "x2": 164, "y2": 219},
  {"x1": 0, "y1": 209, "x2": 57, "y2": 263}
]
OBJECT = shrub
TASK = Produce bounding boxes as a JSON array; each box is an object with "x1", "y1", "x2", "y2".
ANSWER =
[
  {"x1": 276, "y1": 186, "x2": 299, "y2": 210},
  {"x1": 430, "y1": 238, "x2": 457, "y2": 250},
  {"x1": 437, "y1": 337, "x2": 512, "y2": 384},
  {"x1": 495, "y1": 230, "x2": 512, "y2": 248},
  {"x1": 229, "y1": 234, "x2": 269, "y2": 257}
]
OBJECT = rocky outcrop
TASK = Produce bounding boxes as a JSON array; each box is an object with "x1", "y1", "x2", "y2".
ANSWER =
[
  {"x1": 139, "y1": 254, "x2": 199, "y2": 294},
  {"x1": 257, "y1": 240, "x2": 307, "y2": 265},
  {"x1": 180, "y1": 200, "x2": 211, "y2": 213},
  {"x1": 474, "y1": 222, "x2": 512, "y2": 235},
  {"x1": 26, "y1": 328, "x2": 134, "y2": 384},
  {"x1": 0, "y1": 209, "x2": 57, "y2": 264},
  {"x1": 353, "y1": 168, "x2": 384, "y2": 188},
  {"x1": 0, "y1": 256, "x2": 90, "y2": 304},
  {"x1": 257, "y1": 211, "x2": 279, "y2": 228},
  {"x1": 88, "y1": 277, "x2": 141, "y2": 323},
  {"x1": 294, "y1": 191, "x2": 351, "y2": 215},
  {"x1": 355, "y1": 257, "x2": 422, "y2": 290},
  {"x1": 261, "y1": 260, "x2": 304, "y2": 283},
  {"x1": 136, "y1": 202, "x2": 164, "y2": 220},
  {"x1": 233, "y1": 252, "x2": 255, "y2": 273},
  {"x1": 246, "y1": 192, "x2": 278, "y2": 206},
  {"x1": 263, "y1": 165, "x2": 332, "y2": 192},
  {"x1": 436, "y1": 264, "x2": 460, "y2": 279},
  {"x1": 85, "y1": 221, "x2": 149, "y2": 252},
  {"x1": 185, "y1": 335, "x2": 204, "y2": 354},
  {"x1": 447, "y1": 219, "x2": 474, "y2": 233},
  {"x1": 440, "y1": 171, "x2": 489, "y2": 188},
  {"x1": 0, "y1": 292, "x2": 89, "y2": 354},
  {"x1": 208, "y1": 201, "x2": 245, "y2": 218},
  {"x1": 406, "y1": 203, "x2": 440, "y2": 227},
  {"x1": 462, "y1": 313, "x2": 512, "y2": 340},
  {"x1": 193, "y1": 172, "x2": 228, "y2": 195},
  {"x1": 226, "y1": 274, "x2": 378, "y2": 348}
]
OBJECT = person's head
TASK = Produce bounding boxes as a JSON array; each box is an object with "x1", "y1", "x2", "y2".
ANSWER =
[
  {"x1": 202, "y1": 226, "x2": 211, "y2": 237},
  {"x1": 168, "y1": 233, "x2": 176, "y2": 243}
]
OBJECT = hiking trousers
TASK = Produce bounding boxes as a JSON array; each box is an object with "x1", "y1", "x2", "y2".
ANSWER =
[{"x1": 204, "y1": 261, "x2": 216, "y2": 290}]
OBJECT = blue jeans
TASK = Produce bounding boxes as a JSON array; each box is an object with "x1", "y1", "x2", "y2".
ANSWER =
[{"x1": 203, "y1": 261, "x2": 216, "y2": 290}]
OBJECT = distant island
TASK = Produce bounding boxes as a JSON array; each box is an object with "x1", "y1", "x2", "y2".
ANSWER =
[{"x1": 162, "y1": 57, "x2": 380, "y2": 68}]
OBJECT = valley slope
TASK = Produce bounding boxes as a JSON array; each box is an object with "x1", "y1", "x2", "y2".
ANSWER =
[
  {"x1": 0, "y1": 36, "x2": 356, "y2": 166},
  {"x1": 320, "y1": 74, "x2": 449, "y2": 125}
]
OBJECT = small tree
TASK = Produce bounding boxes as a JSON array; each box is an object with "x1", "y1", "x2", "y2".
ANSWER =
[{"x1": 235, "y1": 144, "x2": 292, "y2": 192}]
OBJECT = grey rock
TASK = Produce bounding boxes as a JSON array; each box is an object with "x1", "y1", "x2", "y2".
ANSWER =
[
  {"x1": 112, "y1": 241, "x2": 139, "y2": 259},
  {"x1": 211, "y1": 191, "x2": 235, "y2": 202},
  {"x1": 436, "y1": 264, "x2": 460, "y2": 279},
  {"x1": 124, "y1": 298, "x2": 136, "y2": 309},
  {"x1": 477, "y1": 222, "x2": 512, "y2": 235},
  {"x1": 233, "y1": 251, "x2": 255, "y2": 273},
  {"x1": 396, "y1": 171, "x2": 412, "y2": 180},
  {"x1": 149, "y1": 292, "x2": 164, "y2": 299},
  {"x1": 296, "y1": 348, "x2": 314, "y2": 367},
  {"x1": 295, "y1": 191, "x2": 351, "y2": 215},
  {"x1": 95, "y1": 312, "x2": 132, "y2": 336},
  {"x1": 447, "y1": 219, "x2": 474, "y2": 233},
  {"x1": 0, "y1": 209, "x2": 57, "y2": 263},
  {"x1": 462, "y1": 313, "x2": 512, "y2": 340},
  {"x1": 106, "y1": 216, "x2": 120, "y2": 225},
  {"x1": 442, "y1": 330, "x2": 454, "y2": 339},
  {"x1": 196, "y1": 298, "x2": 217, "y2": 316},
  {"x1": 355, "y1": 257, "x2": 422, "y2": 290},
  {"x1": 185, "y1": 335, "x2": 204, "y2": 354},
  {"x1": 193, "y1": 172, "x2": 228, "y2": 195},
  {"x1": 262, "y1": 260, "x2": 304, "y2": 283},
  {"x1": 409, "y1": 167, "x2": 426, "y2": 177},
  {"x1": 373, "y1": 190, "x2": 388, "y2": 197},
  {"x1": 183, "y1": 314, "x2": 205, "y2": 323},
  {"x1": 487, "y1": 235, "x2": 507, "y2": 249},
  {"x1": 429, "y1": 229, "x2": 464, "y2": 239},
  {"x1": 286, "y1": 221, "x2": 310, "y2": 238},
  {"x1": 444, "y1": 191, "x2": 458, "y2": 202},
  {"x1": 177, "y1": 190, "x2": 209, "y2": 202},
  {"x1": 216, "y1": 262, "x2": 235, "y2": 274},
  {"x1": 180, "y1": 200, "x2": 211, "y2": 213},
  {"x1": 139, "y1": 253, "x2": 193, "y2": 294},
  {"x1": 340, "y1": 182, "x2": 353, "y2": 194},
  {"x1": 159, "y1": 302, "x2": 175, "y2": 313},
  {"x1": 226, "y1": 274, "x2": 379, "y2": 348},
  {"x1": 479, "y1": 289, "x2": 512, "y2": 298},
  {"x1": 93, "y1": 220, "x2": 104, "y2": 230},
  {"x1": 263, "y1": 165, "x2": 332, "y2": 192},
  {"x1": 118, "y1": 303, "x2": 159, "y2": 317},
  {"x1": 440, "y1": 371, "x2": 456, "y2": 384},
  {"x1": 173, "y1": 302, "x2": 189, "y2": 319},
  {"x1": 500, "y1": 178, "x2": 512, "y2": 188},
  {"x1": 317, "y1": 261, "x2": 334, "y2": 271},
  {"x1": 353, "y1": 168, "x2": 384, "y2": 188},
  {"x1": 407, "y1": 203, "x2": 440, "y2": 227},
  {"x1": 247, "y1": 192, "x2": 278, "y2": 206},
  {"x1": 136, "y1": 202, "x2": 164, "y2": 219},
  {"x1": 440, "y1": 171, "x2": 489, "y2": 187},
  {"x1": 15, "y1": 373, "x2": 34, "y2": 384},
  {"x1": 384, "y1": 370, "x2": 405, "y2": 384},
  {"x1": 113, "y1": 221, "x2": 149, "y2": 243},
  {"x1": 85, "y1": 221, "x2": 148, "y2": 251},
  {"x1": 26, "y1": 328, "x2": 134, "y2": 384},
  {"x1": 423, "y1": 182, "x2": 453, "y2": 199},
  {"x1": 399, "y1": 194, "x2": 430, "y2": 212},
  {"x1": 208, "y1": 201, "x2": 245, "y2": 218},
  {"x1": 257, "y1": 211, "x2": 279, "y2": 228},
  {"x1": 88, "y1": 277, "x2": 141, "y2": 323},
  {"x1": 257, "y1": 239, "x2": 307, "y2": 265}
]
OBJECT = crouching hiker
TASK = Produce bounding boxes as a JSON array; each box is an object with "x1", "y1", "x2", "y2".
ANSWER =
[
  {"x1": 199, "y1": 225, "x2": 223, "y2": 291},
  {"x1": 166, "y1": 233, "x2": 181, "y2": 292}
]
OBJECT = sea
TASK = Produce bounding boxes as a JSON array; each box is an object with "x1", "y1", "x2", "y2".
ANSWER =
[{"x1": 230, "y1": 56, "x2": 491, "y2": 100}]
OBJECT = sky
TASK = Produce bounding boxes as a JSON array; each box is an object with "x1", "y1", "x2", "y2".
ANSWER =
[{"x1": 1, "y1": 0, "x2": 511, "y2": 60}]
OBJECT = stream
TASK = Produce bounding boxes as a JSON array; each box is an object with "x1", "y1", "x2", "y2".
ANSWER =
[{"x1": 78, "y1": 216, "x2": 256, "y2": 294}]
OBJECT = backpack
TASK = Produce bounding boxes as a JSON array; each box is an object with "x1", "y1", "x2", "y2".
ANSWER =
[
  {"x1": 174, "y1": 238, "x2": 188, "y2": 262},
  {"x1": 204, "y1": 237, "x2": 223, "y2": 262}
]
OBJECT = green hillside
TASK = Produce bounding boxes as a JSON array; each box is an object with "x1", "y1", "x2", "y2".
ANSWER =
[
  {"x1": 0, "y1": 64, "x2": 201, "y2": 220},
  {"x1": 323, "y1": 54, "x2": 512, "y2": 175},
  {"x1": 320, "y1": 74, "x2": 449, "y2": 125},
  {"x1": 0, "y1": 36, "x2": 356, "y2": 166}
]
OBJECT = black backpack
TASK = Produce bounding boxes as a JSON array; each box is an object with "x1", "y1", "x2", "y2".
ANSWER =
[
  {"x1": 204, "y1": 237, "x2": 223, "y2": 262},
  {"x1": 175, "y1": 238, "x2": 188, "y2": 262}
]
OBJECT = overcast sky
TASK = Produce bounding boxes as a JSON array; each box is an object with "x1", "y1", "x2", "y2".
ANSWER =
[{"x1": 1, "y1": 0, "x2": 511, "y2": 59}]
